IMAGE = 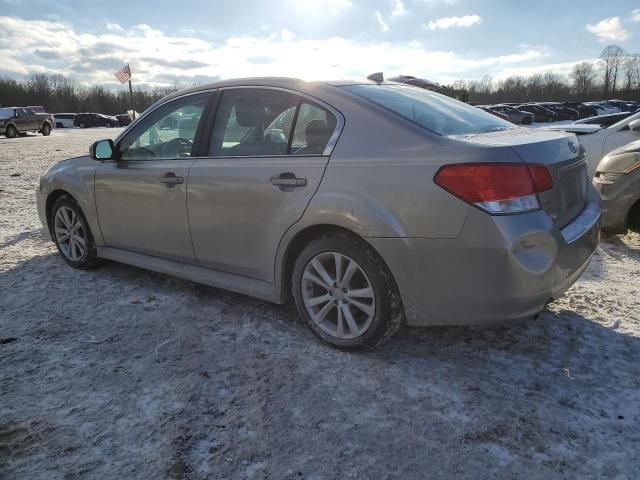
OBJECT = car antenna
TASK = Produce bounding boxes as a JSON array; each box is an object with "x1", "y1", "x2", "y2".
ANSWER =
[{"x1": 367, "y1": 72, "x2": 384, "y2": 84}]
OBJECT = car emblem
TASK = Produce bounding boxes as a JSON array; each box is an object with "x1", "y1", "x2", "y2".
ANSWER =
[{"x1": 568, "y1": 139, "x2": 579, "y2": 154}]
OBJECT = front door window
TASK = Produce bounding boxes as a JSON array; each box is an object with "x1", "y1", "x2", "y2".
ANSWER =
[{"x1": 119, "y1": 93, "x2": 209, "y2": 160}]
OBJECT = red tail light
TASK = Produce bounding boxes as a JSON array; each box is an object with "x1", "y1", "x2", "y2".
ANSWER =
[{"x1": 434, "y1": 163, "x2": 553, "y2": 214}]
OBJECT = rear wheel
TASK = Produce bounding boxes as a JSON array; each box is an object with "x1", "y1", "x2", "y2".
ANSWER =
[
  {"x1": 50, "y1": 196, "x2": 100, "y2": 269},
  {"x1": 79, "y1": 122, "x2": 86, "y2": 128},
  {"x1": 628, "y1": 200, "x2": 640, "y2": 234},
  {"x1": 56, "y1": 122, "x2": 64, "y2": 128},
  {"x1": 292, "y1": 233, "x2": 404, "y2": 351},
  {"x1": 41, "y1": 123, "x2": 51, "y2": 136},
  {"x1": 546, "y1": 115, "x2": 554, "y2": 123},
  {"x1": 5, "y1": 125, "x2": 17, "y2": 138}
]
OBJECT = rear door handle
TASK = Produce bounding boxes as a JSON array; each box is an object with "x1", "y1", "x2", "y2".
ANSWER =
[
  {"x1": 159, "y1": 173, "x2": 184, "y2": 187},
  {"x1": 270, "y1": 173, "x2": 307, "y2": 189}
]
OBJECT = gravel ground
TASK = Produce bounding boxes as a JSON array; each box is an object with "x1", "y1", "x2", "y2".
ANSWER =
[{"x1": 1, "y1": 128, "x2": 639, "y2": 480}]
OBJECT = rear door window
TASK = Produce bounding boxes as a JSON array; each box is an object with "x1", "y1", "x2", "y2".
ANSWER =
[
  {"x1": 291, "y1": 102, "x2": 337, "y2": 155},
  {"x1": 210, "y1": 88, "x2": 299, "y2": 156}
]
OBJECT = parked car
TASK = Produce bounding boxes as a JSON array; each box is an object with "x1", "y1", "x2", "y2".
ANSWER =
[
  {"x1": 607, "y1": 100, "x2": 640, "y2": 113},
  {"x1": 74, "y1": 113, "x2": 119, "y2": 128},
  {"x1": 536, "y1": 102, "x2": 579, "y2": 121},
  {"x1": 53, "y1": 113, "x2": 77, "y2": 129},
  {"x1": 584, "y1": 102, "x2": 618, "y2": 115},
  {"x1": 593, "y1": 139, "x2": 640, "y2": 234},
  {"x1": 562, "y1": 102, "x2": 598, "y2": 119},
  {"x1": 37, "y1": 77, "x2": 600, "y2": 350},
  {"x1": 0, "y1": 106, "x2": 54, "y2": 138},
  {"x1": 574, "y1": 112, "x2": 632, "y2": 127},
  {"x1": 517, "y1": 104, "x2": 557, "y2": 123},
  {"x1": 476, "y1": 105, "x2": 510, "y2": 121},
  {"x1": 488, "y1": 105, "x2": 534, "y2": 124},
  {"x1": 116, "y1": 114, "x2": 132, "y2": 127},
  {"x1": 546, "y1": 111, "x2": 640, "y2": 176}
]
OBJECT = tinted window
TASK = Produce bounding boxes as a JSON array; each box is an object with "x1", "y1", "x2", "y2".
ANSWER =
[
  {"x1": 119, "y1": 93, "x2": 209, "y2": 160},
  {"x1": 210, "y1": 88, "x2": 299, "y2": 156},
  {"x1": 344, "y1": 84, "x2": 513, "y2": 135},
  {"x1": 291, "y1": 102, "x2": 337, "y2": 154}
]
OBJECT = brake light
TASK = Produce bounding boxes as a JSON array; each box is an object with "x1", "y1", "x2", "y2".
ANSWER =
[{"x1": 434, "y1": 163, "x2": 553, "y2": 214}]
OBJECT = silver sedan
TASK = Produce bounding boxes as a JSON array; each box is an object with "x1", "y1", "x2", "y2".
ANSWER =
[{"x1": 37, "y1": 77, "x2": 601, "y2": 350}]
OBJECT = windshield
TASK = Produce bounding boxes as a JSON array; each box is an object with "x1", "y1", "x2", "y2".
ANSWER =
[
  {"x1": 342, "y1": 84, "x2": 514, "y2": 136},
  {"x1": 608, "y1": 111, "x2": 640, "y2": 130}
]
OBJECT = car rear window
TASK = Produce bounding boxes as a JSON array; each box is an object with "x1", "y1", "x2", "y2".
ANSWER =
[{"x1": 342, "y1": 84, "x2": 514, "y2": 136}]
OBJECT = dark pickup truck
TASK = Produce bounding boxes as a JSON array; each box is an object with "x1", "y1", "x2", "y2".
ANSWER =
[{"x1": 0, "y1": 107, "x2": 55, "y2": 138}]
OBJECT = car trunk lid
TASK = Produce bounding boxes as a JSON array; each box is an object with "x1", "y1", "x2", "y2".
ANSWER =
[{"x1": 450, "y1": 128, "x2": 588, "y2": 228}]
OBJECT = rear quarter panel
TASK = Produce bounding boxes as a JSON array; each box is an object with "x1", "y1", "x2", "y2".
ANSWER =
[{"x1": 297, "y1": 92, "x2": 522, "y2": 239}]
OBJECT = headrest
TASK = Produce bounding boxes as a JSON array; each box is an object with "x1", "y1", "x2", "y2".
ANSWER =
[
  {"x1": 305, "y1": 119, "x2": 332, "y2": 147},
  {"x1": 235, "y1": 96, "x2": 266, "y2": 127},
  {"x1": 178, "y1": 115, "x2": 199, "y2": 140}
]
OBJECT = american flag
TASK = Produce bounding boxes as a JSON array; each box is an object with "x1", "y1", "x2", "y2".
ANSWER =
[{"x1": 114, "y1": 64, "x2": 131, "y2": 84}]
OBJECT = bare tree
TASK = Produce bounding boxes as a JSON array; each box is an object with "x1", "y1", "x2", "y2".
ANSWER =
[
  {"x1": 622, "y1": 54, "x2": 640, "y2": 99},
  {"x1": 600, "y1": 45, "x2": 626, "y2": 98},
  {"x1": 570, "y1": 62, "x2": 596, "y2": 99}
]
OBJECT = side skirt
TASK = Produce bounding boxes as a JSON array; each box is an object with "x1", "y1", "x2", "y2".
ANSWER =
[{"x1": 97, "y1": 247, "x2": 283, "y2": 304}]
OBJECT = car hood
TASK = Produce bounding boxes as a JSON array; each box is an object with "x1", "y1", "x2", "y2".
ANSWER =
[{"x1": 606, "y1": 139, "x2": 640, "y2": 157}]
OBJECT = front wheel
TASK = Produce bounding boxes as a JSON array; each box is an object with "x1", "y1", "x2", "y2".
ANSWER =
[
  {"x1": 51, "y1": 196, "x2": 100, "y2": 269},
  {"x1": 292, "y1": 233, "x2": 404, "y2": 350},
  {"x1": 5, "y1": 125, "x2": 17, "y2": 138},
  {"x1": 56, "y1": 122, "x2": 64, "y2": 129},
  {"x1": 41, "y1": 123, "x2": 51, "y2": 136}
]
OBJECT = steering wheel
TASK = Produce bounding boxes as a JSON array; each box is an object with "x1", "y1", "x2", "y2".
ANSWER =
[{"x1": 162, "y1": 137, "x2": 193, "y2": 157}]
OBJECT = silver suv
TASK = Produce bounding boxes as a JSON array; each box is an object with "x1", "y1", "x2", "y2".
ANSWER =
[{"x1": 37, "y1": 78, "x2": 600, "y2": 350}]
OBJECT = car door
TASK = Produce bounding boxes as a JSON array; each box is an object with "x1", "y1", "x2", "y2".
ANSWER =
[
  {"x1": 94, "y1": 92, "x2": 212, "y2": 263},
  {"x1": 188, "y1": 87, "x2": 341, "y2": 282}
]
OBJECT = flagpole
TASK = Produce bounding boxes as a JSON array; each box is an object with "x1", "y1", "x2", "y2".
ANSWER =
[{"x1": 128, "y1": 76, "x2": 136, "y2": 119}]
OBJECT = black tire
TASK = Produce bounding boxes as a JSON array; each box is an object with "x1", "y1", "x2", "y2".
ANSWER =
[
  {"x1": 546, "y1": 115, "x2": 554, "y2": 123},
  {"x1": 105, "y1": 121, "x2": 111, "y2": 128},
  {"x1": 79, "y1": 123, "x2": 86, "y2": 128},
  {"x1": 292, "y1": 232, "x2": 404, "y2": 351},
  {"x1": 41, "y1": 123, "x2": 51, "y2": 136},
  {"x1": 50, "y1": 195, "x2": 100, "y2": 269},
  {"x1": 56, "y1": 122, "x2": 64, "y2": 129},
  {"x1": 5, "y1": 125, "x2": 17, "y2": 138}
]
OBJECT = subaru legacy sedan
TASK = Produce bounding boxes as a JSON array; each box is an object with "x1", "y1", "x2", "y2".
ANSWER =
[{"x1": 37, "y1": 77, "x2": 601, "y2": 350}]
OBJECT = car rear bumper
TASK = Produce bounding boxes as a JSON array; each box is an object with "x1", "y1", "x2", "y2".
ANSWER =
[{"x1": 368, "y1": 201, "x2": 601, "y2": 327}]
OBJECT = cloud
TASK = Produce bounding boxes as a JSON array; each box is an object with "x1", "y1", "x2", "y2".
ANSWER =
[
  {"x1": 106, "y1": 22, "x2": 124, "y2": 32},
  {"x1": 632, "y1": 9, "x2": 640, "y2": 22},
  {"x1": 391, "y1": 0, "x2": 406, "y2": 17},
  {"x1": 425, "y1": 15, "x2": 482, "y2": 30},
  {"x1": 586, "y1": 17, "x2": 631, "y2": 42},
  {"x1": 375, "y1": 11, "x2": 389, "y2": 32},
  {"x1": 0, "y1": 15, "x2": 555, "y2": 87}
]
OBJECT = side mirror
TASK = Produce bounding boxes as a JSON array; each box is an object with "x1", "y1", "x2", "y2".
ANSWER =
[
  {"x1": 90, "y1": 139, "x2": 115, "y2": 160},
  {"x1": 630, "y1": 119, "x2": 640, "y2": 133}
]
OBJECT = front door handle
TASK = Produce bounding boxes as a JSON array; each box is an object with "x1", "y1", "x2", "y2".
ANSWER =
[
  {"x1": 270, "y1": 173, "x2": 307, "y2": 190},
  {"x1": 159, "y1": 172, "x2": 184, "y2": 187}
]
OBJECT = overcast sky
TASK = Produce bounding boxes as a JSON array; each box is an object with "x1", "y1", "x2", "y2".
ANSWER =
[{"x1": 0, "y1": 0, "x2": 639, "y2": 88}]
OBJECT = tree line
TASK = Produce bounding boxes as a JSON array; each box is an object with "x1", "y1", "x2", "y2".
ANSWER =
[
  {"x1": 1, "y1": 44, "x2": 639, "y2": 114},
  {"x1": 0, "y1": 74, "x2": 180, "y2": 115},
  {"x1": 458, "y1": 45, "x2": 640, "y2": 105}
]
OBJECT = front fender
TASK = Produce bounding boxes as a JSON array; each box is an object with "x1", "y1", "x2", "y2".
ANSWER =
[{"x1": 40, "y1": 156, "x2": 103, "y2": 245}]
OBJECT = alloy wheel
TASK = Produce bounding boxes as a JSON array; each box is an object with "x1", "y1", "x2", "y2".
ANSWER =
[
  {"x1": 301, "y1": 251, "x2": 376, "y2": 340},
  {"x1": 54, "y1": 206, "x2": 86, "y2": 262}
]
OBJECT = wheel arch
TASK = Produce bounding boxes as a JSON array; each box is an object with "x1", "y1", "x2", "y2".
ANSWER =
[
  {"x1": 45, "y1": 189, "x2": 81, "y2": 233},
  {"x1": 275, "y1": 223, "x2": 400, "y2": 303}
]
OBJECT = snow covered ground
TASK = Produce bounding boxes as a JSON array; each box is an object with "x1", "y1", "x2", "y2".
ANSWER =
[{"x1": 1, "y1": 128, "x2": 639, "y2": 479}]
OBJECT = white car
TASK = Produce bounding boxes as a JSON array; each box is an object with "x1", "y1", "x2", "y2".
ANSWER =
[
  {"x1": 53, "y1": 113, "x2": 77, "y2": 129},
  {"x1": 544, "y1": 111, "x2": 640, "y2": 176}
]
